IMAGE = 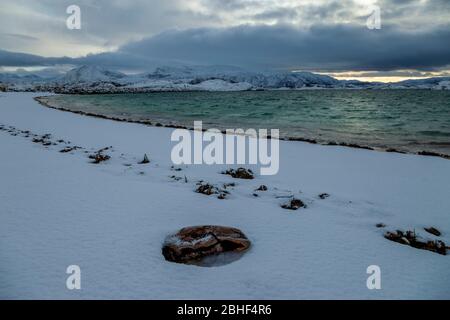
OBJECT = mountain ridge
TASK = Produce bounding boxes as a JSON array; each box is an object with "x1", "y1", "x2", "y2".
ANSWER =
[{"x1": 1, "y1": 65, "x2": 450, "y2": 92}]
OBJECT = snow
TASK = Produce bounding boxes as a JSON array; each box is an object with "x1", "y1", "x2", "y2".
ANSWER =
[
  {"x1": 2, "y1": 65, "x2": 450, "y2": 92},
  {"x1": 192, "y1": 79, "x2": 253, "y2": 91},
  {"x1": 61, "y1": 65, "x2": 126, "y2": 84},
  {"x1": 0, "y1": 92, "x2": 449, "y2": 299}
]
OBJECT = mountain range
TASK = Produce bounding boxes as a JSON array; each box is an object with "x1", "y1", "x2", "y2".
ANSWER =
[{"x1": 1, "y1": 65, "x2": 450, "y2": 92}]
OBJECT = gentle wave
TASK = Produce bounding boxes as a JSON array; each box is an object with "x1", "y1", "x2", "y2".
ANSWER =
[{"x1": 40, "y1": 90, "x2": 450, "y2": 156}]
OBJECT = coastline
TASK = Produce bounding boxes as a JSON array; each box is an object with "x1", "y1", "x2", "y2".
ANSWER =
[
  {"x1": 34, "y1": 95, "x2": 450, "y2": 161},
  {"x1": 1, "y1": 92, "x2": 449, "y2": 299}
]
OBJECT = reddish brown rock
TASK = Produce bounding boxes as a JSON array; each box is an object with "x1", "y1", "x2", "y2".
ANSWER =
[
  {"x1": 384, "y1": 230, "x2": 447, "y2": 255},
  {"x1": 162, "y1": 226, "x2": 251, "y2": 264},
  {"x1": 281, "y1": 198, "x2": 305, "y2": 210},
  {"x1": 89, "y1": 153, "x2": 110, "y2": 164},
  {"x1": 88, "y1": 147, "x2": 111, "y2": 164},
  {"x1": 222, "y1": 168, "x2": 254, "y2": 179}
]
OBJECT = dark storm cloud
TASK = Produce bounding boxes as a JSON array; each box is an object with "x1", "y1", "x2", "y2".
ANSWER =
[
  {"x1": 0, "y1": 49, "x2": 71, "y2": 66},
  {"x1": 116, "y1": 23, "x2": 450, "y2": 71},
  {"x1": 2, "y1": 22, "x2": 450, "y2": 72},
  {"x1": 1, "y1": 0, "x2": 450, "y2": 73}
]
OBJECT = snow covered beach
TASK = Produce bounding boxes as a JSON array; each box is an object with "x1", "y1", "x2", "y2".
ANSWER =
[{"x1": 0, "y1": 92, "x2": 449, "y2": 299}]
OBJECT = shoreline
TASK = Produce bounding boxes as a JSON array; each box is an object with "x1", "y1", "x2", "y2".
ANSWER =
[
  {"x1": 1, "y1": 92, "x2": 449, "y2": 299},
  {"x1": 35, "y1": 95, "x2": 450, "y2": 161}
]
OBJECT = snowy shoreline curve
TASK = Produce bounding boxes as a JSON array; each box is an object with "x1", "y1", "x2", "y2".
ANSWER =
[
  {"x1": 0, "y1": 92, "x2": 449, "y2": 299},
  {"x1": 34, "y1": 94, "x2": 450, "y2": 161}
]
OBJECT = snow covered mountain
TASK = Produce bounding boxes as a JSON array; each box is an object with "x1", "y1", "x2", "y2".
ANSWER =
[
  {"x1": 1, "y1": 65, "x2": 450, "y2": 92},
  {"x1": 391, "y1": 77, "x2": 450, "y2": 90},
  {"x1": 141, "y1": 65, "x2": 339, "y2": 88},
  {"x1": 0, "y1": 73, "x2": 43, "y2": 84},
  {"x1": 60, "y1": 65, "x2": 126, "y2": 84}
]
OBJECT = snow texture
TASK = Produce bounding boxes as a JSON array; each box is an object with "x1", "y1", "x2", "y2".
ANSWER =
[
  {"x1": 0, "y1": 92, "x2": 449, "y2": 299},
  {"x1": 1, "y1": 65, "x2": 450, "y2": 92}
]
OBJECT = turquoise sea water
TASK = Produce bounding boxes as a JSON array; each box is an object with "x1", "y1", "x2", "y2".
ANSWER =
[{"x1": 46, "y1": 90, "x2": 450, "y2": 155}]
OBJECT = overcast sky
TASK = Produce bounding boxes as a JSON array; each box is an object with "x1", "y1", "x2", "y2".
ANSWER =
[{"x1": 1, "y1": 0, "x2": 449, "y2": 80}]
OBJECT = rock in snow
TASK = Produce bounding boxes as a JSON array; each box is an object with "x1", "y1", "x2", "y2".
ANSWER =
[
  {"x1": 1, "y1": 93, "x2": 450, "y2": 298},
  {"x1": 162, "y1": 225, "x2": 251, "y2": 265}
]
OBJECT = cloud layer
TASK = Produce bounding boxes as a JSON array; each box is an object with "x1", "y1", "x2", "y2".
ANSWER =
[
  {"x1": 118, "y1": 23, "x2": 450, "y2": 71},
  {"x1": 1, "y1": 0, "x2": 450, "y2": 73}
]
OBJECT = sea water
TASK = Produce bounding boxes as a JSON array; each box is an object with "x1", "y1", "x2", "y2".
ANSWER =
[{"x1": 45, "y1": 90, "x2": 450, "y2": 155}]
